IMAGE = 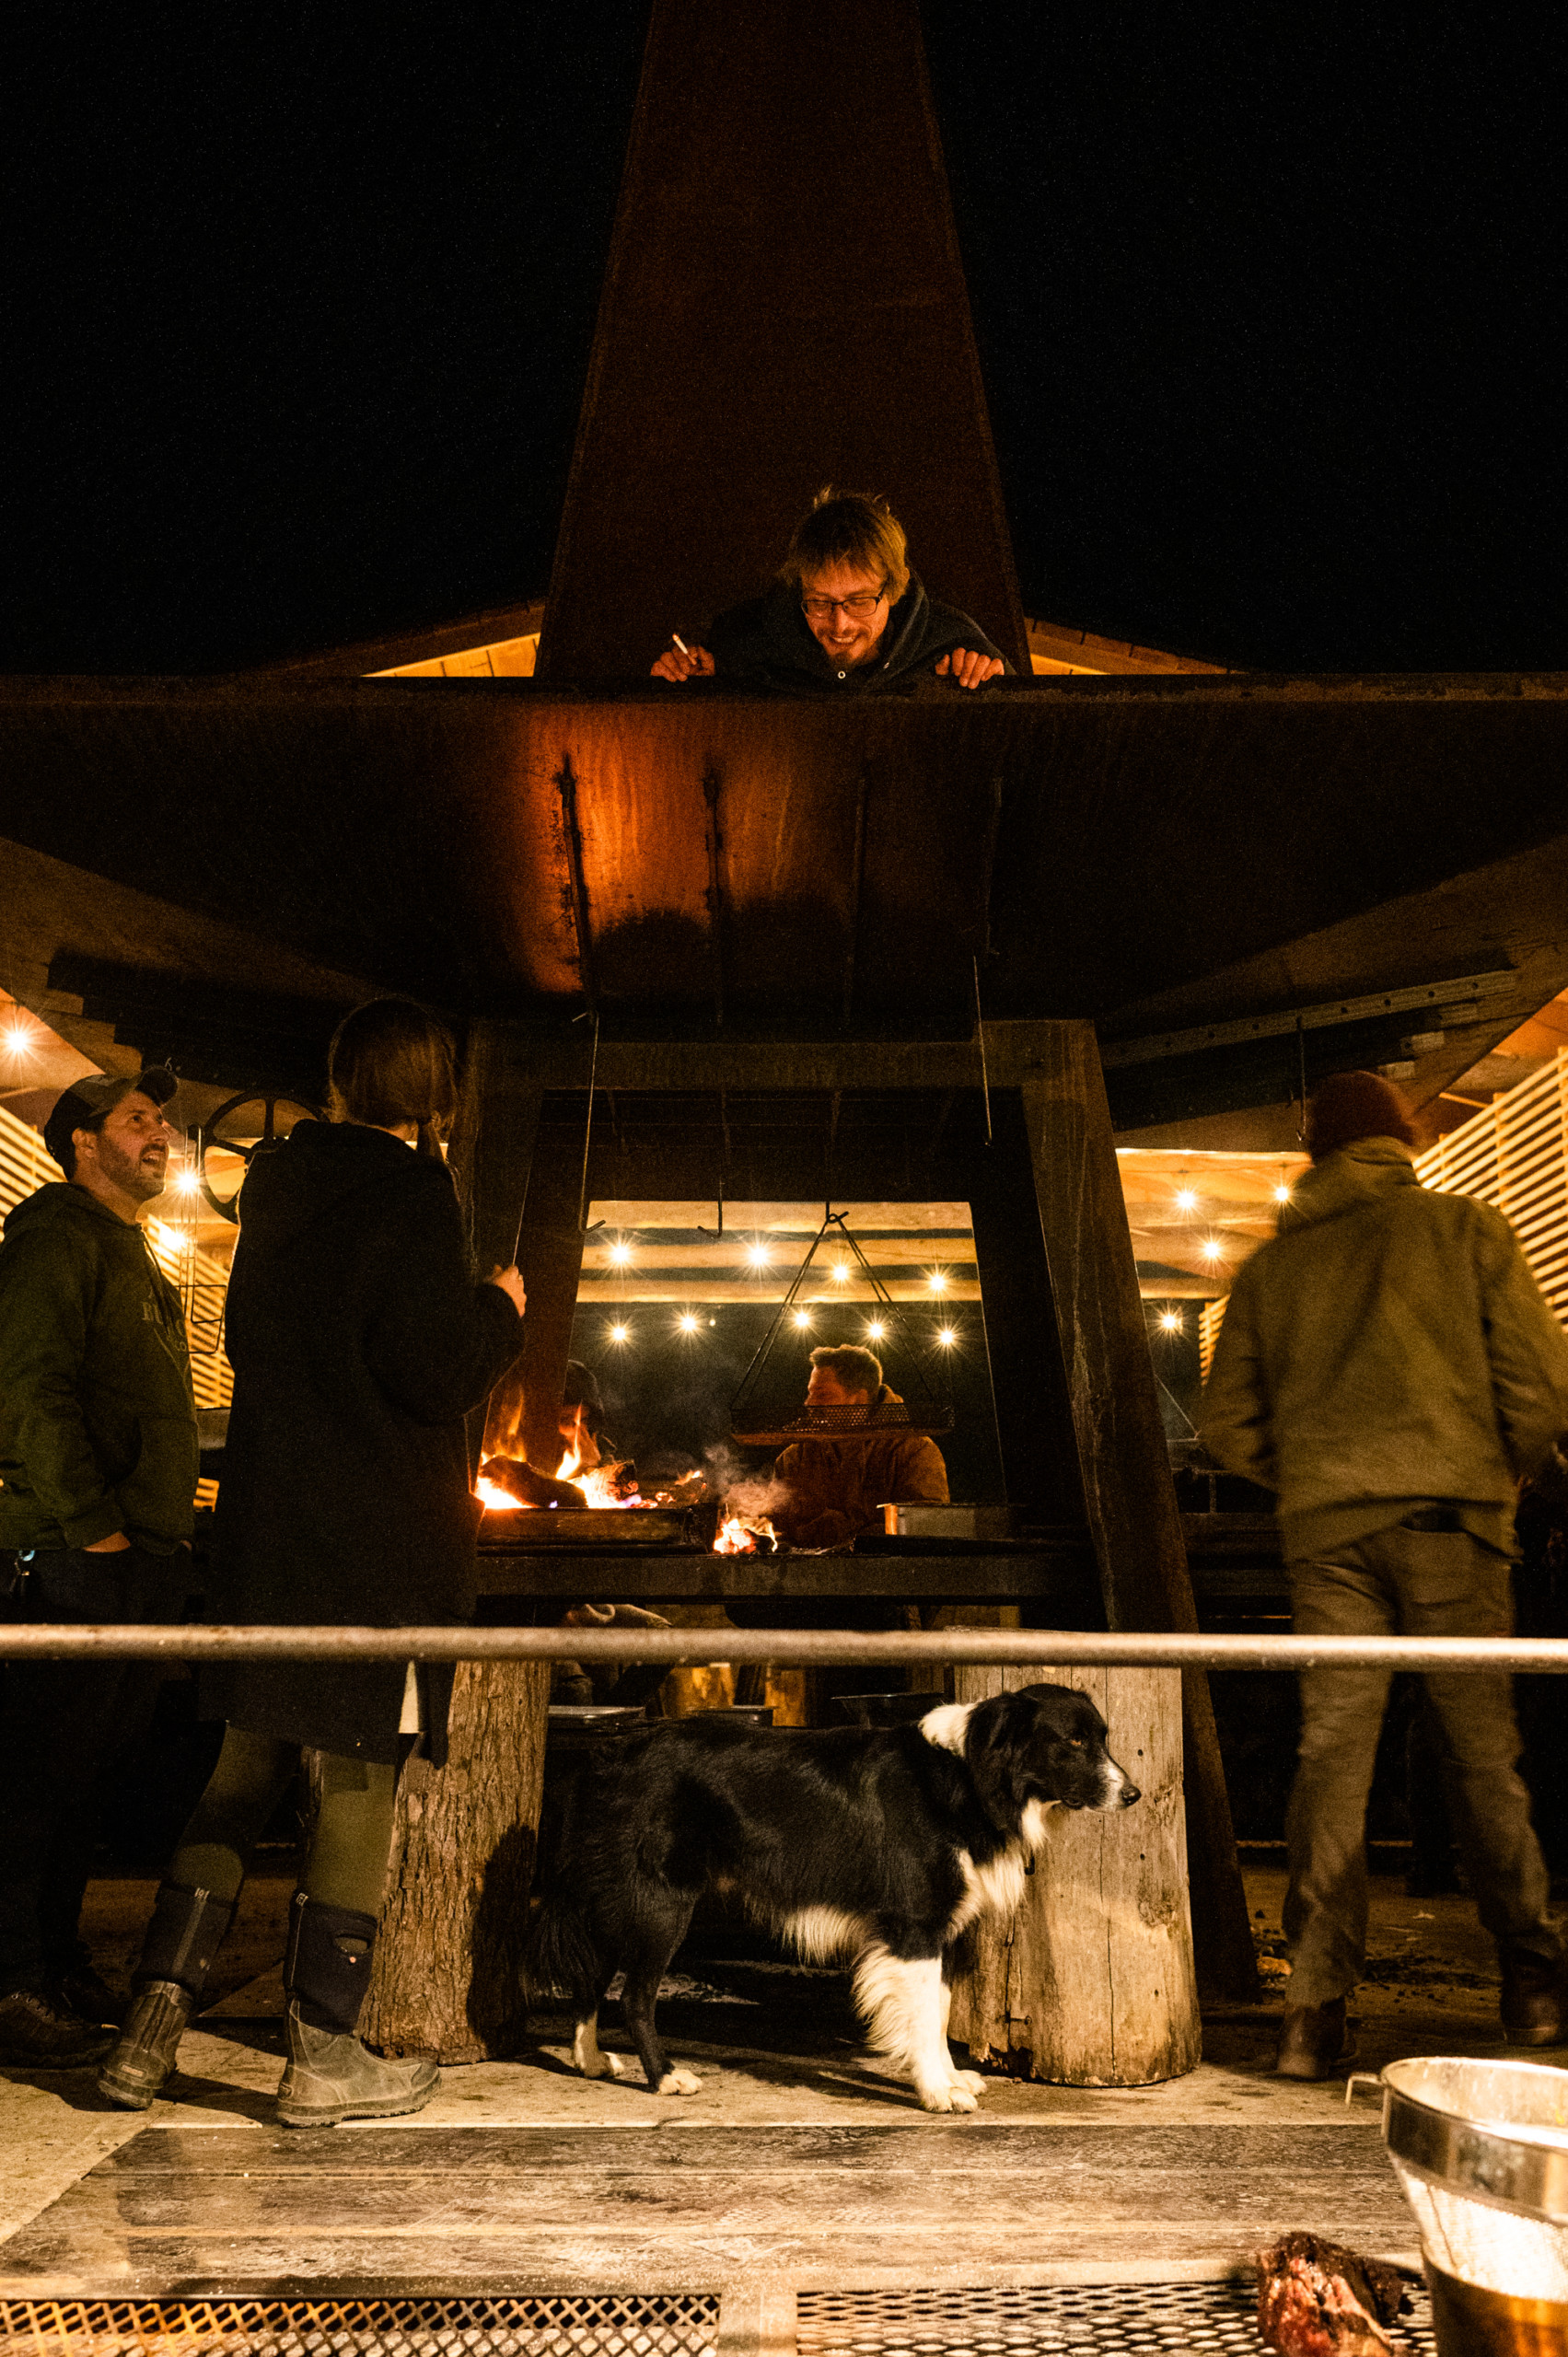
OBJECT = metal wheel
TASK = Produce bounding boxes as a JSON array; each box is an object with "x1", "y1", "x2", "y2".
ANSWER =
[{"x1": 198, "y1": 1092, "x2": 319, "y2": 1222}]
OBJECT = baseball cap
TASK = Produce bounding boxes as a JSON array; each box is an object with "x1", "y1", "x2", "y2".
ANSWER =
[{"x1": 43, "y1": 1068, "x2": 179, "y2": 1176}]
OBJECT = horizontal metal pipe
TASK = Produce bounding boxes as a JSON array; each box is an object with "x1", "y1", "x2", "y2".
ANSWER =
[{"x1": 3, "y1": 1624, "x2": 1568, "y2": 1673}]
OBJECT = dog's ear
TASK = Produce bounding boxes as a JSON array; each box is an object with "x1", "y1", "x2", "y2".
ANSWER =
[{"x1": 966, "y1": 1698, "x2": 1028, "y2": 1831}]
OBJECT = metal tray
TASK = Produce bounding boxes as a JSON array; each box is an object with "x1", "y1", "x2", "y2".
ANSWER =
[
  {"x1": 479, "y1": 1506, "x2": 700, "y2": 1548},
  {"x1": 880, "y1": 1504, "x2": 1023, "y2": 1540}
]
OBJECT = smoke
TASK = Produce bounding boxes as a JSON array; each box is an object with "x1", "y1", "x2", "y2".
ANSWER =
[{"x1": 703, "y1": 1443, "x2": 791, "y2": 1515}]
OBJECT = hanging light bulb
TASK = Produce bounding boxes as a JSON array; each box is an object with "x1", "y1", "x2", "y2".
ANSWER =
[
  {"x1": 792, "y1": 1308, "x2": 812, "y2": 1329},
  {"x1": 830, "y1": 1262, "x2": 850, "y2": 1283},
  {"x1": 677, "y1": 1312, "x2": 699, "y2": 1334},
  {"x1": 1175, "y1": 1187, "x2": 1198, "y2": 1212},
  {"x1": 936, "y1": 1327, "x2": 957, "y2": 1347},
  {"x1": 1159, "y1": 1309, "x2": 1182, "y2": 1333},
  {"x1": 747, "y1": 1242, "x2": 772, "y2": 1269},
  {"x1": 609, "y1": 1239, "x2": 633, "y2": 1266},
  {"x1": 609, "y1": 1322, "x2": 631, "y2": 1344},
  {"x1": 1201, "y1": 1237, "x2": 1224, "y2": 1263},
  {"x1": 927, "y1": 1271, "x2": 948, "y2": 1294},
  {"x1": 1273, "y1": 1182, "x2": 1292, "y2": 1203},
  {"x1": 866, "y1": 1320, "x2": 886, "y2": 1341}
]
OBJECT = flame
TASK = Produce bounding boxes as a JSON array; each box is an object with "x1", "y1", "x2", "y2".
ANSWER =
[
  {"x1": 556, "y1": 1442, "x2": 582, "y2": 1483},
  {"x1": 475, "y1": 1475, "x2": 526, "y2": 1511},
  {"x1": 714, "y1": 1515, "x2": 756, "y2": 1555}
]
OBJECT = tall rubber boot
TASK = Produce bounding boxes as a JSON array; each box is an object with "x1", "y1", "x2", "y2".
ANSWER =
[
  {"x1": 275, "y1": 1892, "x2": 438, "y2": 2129},
  {"x1": 98, "y1": 1883, "x2": 236, "y2": 2110}
]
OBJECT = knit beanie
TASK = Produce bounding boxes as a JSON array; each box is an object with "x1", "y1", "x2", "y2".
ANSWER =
[{"x1": 1304, "y1": 1071, "x2": 1419, "y2": 1163}]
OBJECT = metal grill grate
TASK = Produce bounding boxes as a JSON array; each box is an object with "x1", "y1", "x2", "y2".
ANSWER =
[
  {"x1": 796, "y1": 2280, "x2": 1436, "y2": 2354},
  {"x1": 0, "y1": 2293, "x2": 719, "y2": 2357}
]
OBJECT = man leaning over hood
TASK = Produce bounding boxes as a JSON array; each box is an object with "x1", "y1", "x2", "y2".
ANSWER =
[{"x1": 1200, "y1": 1071, "x2": 1568, "y2": 2079}]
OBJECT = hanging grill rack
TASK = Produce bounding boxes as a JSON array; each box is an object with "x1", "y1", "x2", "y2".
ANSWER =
[{"x1": 729, "y1": 1210, "x2": 957, "y2": 1446}]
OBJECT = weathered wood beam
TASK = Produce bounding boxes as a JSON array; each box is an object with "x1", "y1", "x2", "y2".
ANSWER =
[{"x1": 1020, "y1": 1026, "x2": 1259, "y2": 2002}]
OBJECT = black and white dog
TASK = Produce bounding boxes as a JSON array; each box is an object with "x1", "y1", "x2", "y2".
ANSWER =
[{"x1": 524, "y1": 1682, "x2": 1140, "y2": 2113}]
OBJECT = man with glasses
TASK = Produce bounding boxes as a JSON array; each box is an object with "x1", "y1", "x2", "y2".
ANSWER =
[
  {"x1": 651, "y1": 486, "x2": 1008, "y2": 691},
  {"x1": 0, "y1": 1069, "x2": 198, "y2": 2065}
]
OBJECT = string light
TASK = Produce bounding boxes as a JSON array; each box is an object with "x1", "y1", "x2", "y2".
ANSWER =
[
  {"x1": 1200, "y1": 1237, "x2": 1224, "y2": 1263},
  {"x1": 937, "y1": 1327, "x2": 957, "y2": 1348},
  {"x1": 1159, "y1": 1309, "x2": 1182, "y2": 1333},
  {"x1": 830, "y1": 1262, "x2": 850, "y2": 1283},
  {"x1": 1273, "y1": 1182, "x2": 1292, "y2": 1203},
  {"x1": 5, "y1": 1021, "x2": 32, "y2": 1055},
  {"x1": 866, "y1": 1320, "x2": 886, "y2": 1341},
  {"x1": 608, "y1": 1322, "x2": 631, "y2": 1344},
  {"x1": 792, "y1": 1308, "x2": 812, "y2": 1329},
  {"x1": 171, "y1": 1166, "x2": 202, "y2": 1197},
  {"x1": 927, "y1": 1271, "x2": 948, "y2": 1294},
  {"x1": 1175, "y1": 1188, "x2": 1198, "y2": 1212},
  {"x1": 677, "y1": 1312, "x2": 699, "y2": 1334},
  {"x1": 609, "y1": 1240, "x2": 633, "y2": 1266},
  {"x1": 747, "y1": 1243, "x2": 772, "y2": 1269}
]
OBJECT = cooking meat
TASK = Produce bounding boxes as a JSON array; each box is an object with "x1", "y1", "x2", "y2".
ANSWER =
[{"x1": 1256, "y1": 2233, "x2": 1405, "y2": 2355}]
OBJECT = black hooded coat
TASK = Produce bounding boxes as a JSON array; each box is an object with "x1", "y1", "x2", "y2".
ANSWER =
[
  {"x1": 203, "y1": 1121, "x2": 522, "y2": 1764},
  {"x1": 705, "y1": 575, "x2": 1009, "y2": 693}
]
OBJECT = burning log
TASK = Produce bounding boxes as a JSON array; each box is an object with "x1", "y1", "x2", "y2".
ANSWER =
[
  {"x1": 478, "y1": 1455, "x2": 587, "y2": 1512},
  {"x1": 1256, "y1": 2234, "x2": 1405, "y2": 2355}
]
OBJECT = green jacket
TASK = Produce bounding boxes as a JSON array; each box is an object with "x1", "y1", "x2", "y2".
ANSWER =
[
  {"x1": 0, "y1": 1181, "x2": 197, "y2": 1553},
  {"x1": 1199, "y1": 1137, "x2": 1568, "y2": 1562}
]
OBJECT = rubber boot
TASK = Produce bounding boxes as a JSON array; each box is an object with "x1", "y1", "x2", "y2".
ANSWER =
[
  {"x1": 274, "y1": 1893, "x2": 438, "y2": 2129},
  {"x1": 98, "y1": 1883, "x2": 236, "y2": 2110}
]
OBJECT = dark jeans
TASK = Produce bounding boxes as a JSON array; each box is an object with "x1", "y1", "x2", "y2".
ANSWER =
[{"x1": 0, "y1": 1546, "x2": 186, "y2": 1992}]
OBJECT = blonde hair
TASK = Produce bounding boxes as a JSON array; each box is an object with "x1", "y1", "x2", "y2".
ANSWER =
[
  {"x1": 782, "y1": 488, "x2": 911, "y2": 604},
  {"x1": 328, "y1": 997, "x2": 458, "y2": 1158}
]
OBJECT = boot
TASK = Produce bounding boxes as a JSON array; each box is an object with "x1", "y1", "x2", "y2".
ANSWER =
[
  {"x1": 1501, "y1": 1947, "x2": 1565, "y2": 2047},
  {"x1": 0, "y1": 1985, "x2": 116, "y2": 2069},
  {"x1": 1275, "y1": 1997, "x2": 1359, "y2": 2081},
  {"x1": 98, "y1": 1883, "x2": 235, "y2": 2110},
  {"x1": 274, "y1": 1894, "x2": 438, "y2": 2129}
]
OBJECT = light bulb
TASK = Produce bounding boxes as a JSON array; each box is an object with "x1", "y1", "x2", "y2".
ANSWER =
[
  {"x1": 609, "y1": 1323, "x2": 630, "y2": 1343},
  {"x1": 1273, "y1": 1184, "x2": 1292, "y2": 1203},
  {"x1": 678, "y1": 1312, "x2": 698, "y2": 1334},
  {"x1": 937, "y1": 1327, "x2": 957, "y2": 1347},
  {"x1": 609, "y1": 1240, "x2": 633, "y2": 1265},
  {"x1": 830, "y1": 1262, "x2": 850, "y2": 1283},
  {"x1": 866, "y1": 1321, "x2": 886, "y2": 1341},
  {"x1": 1175, "y1": 1188, "x2": 1198, "y2": 1212},
  {"x1": 172, "y1": 1167, "x2": 202, "y2": 1196},
  {"x1": 927, "y1": 1271, "x2": 948, "y2": 1294},
  {"x1": 1201, "y1": 1238, "x2": 1223, "y2": 1262},
  {"x1": 1159, "y1": 1310, "x2": 1181, "y2": 1332},
  {"x1": 747, "y1": 1243, "x2": 771, "y2": 1268},
  {"x1": 5, "y1": 1023, "x2": 31, "y2": 1055},
  {"x1": 792, "y1": 1308, "x2": 811, "y2": 1329}
]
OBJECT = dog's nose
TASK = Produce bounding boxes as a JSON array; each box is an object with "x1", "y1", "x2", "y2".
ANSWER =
[{"x1": 1119, "y1": 1783, "x2": 1141, "y2": 1807}]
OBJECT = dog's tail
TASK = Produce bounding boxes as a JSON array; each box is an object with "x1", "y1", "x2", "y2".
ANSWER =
[{"x1": 523, "y1": 1887, "x2": 608, "y2": 2012}]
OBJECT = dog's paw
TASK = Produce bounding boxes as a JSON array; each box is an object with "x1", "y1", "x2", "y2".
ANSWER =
[
  {"x1": 655, "y1": 2068, "x2": 703, "y2": 2096},
  {"x1": 919, "y1": 2081, "x2": 979, "y2": 2113},
  {"x1": 582, "y1": 2049, "x2": 624, "y2": 2080},
  {"x1": 950, "y1": 2067, "x2": 987, "y2": 2096}
]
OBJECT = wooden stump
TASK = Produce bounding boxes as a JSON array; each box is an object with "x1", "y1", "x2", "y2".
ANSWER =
[
  {"x1": 947, "y1": 1663, "x2": 1201, "y2": 2086},
  {"x1": 359, "y1": 1659, "x2": 550, "y2": 2063}
]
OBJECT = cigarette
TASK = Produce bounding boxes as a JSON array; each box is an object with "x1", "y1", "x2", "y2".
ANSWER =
[{"x1": 672, "y1": 633, "x2": 690, "y2": 656}]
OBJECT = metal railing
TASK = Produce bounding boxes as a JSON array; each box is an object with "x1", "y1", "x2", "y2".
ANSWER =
[{"x1": 3, "y1": 1624, "x2": 1568, "y2": 1674}]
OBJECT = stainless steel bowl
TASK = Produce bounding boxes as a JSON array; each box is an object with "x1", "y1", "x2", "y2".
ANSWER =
[{"x1": 1381, "y1": 2057, "x2": 1568, "y2": 2307}]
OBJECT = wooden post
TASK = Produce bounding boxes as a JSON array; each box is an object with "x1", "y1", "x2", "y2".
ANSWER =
[
  {"x1": 362, "y1": 1019, "x2": 553, "y2": 2061},
  {"x1": 1020, "y1": 1028, "x2": 1258, "y2": 2003},
  {"x1": 947, "y1": 1662, "x2": 1200, "y2": 2085}
]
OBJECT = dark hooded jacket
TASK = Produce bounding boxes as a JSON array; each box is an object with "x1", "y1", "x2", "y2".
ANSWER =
[
  {"x1": 706, "y1": 575, "x2": 1009, "y2": 694},
  {"x1": 203, "y1": 1121, "x2": 522, "y2": 1763},
  {"x1": 0, "y1": 1181, "x2": 197, "y2": 1554}
]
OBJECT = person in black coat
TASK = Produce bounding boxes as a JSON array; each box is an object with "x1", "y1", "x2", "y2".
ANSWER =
[
  {"x1": 99, "y1": 999, "x2": 525, "y2": 2125},
  {"x1": 649, "y1": 486, "x2": 1009, "y2": 693}
]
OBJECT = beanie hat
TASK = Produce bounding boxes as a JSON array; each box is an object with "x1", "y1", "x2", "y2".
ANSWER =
[{"x1": 1304, "y1": 1071, "x2": 1419, "y2": 1163}]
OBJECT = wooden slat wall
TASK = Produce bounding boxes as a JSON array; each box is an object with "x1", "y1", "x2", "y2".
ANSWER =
[{"x1": 1417, "y1": 1049, "x2": 1568, "y2": 1320}]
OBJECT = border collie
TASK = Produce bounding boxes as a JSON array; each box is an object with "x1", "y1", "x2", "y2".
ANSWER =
[{"x1": 524, "y1": 1682, "x2": 1139, "y2": 2113}]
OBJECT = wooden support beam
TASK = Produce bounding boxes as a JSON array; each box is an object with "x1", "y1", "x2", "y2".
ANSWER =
[{"x1": 1020, "y1": 1028, "x2": 1259, "y2": 2002}]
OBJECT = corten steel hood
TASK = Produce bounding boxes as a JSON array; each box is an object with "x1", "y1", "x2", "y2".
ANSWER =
[{"x1": 2, "y1": 674, "x2": 1567, "y2": 1064}]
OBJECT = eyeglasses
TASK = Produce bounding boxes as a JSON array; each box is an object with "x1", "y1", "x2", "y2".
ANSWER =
[{"x1": 801, "y1": 579, "x2": 889, "y2": 621}]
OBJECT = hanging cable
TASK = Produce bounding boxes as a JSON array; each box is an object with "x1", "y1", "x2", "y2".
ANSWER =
[{"x1": 973, "y1": 957, "x2": 993, "y2": 1146}]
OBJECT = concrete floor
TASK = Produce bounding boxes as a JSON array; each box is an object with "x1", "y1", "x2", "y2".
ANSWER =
[{"x1": 0, "y1": 1865, "x2": 1540, "y2": 2299}]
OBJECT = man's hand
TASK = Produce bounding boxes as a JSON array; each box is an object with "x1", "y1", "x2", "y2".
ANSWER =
[
  {"x1": 84, "y1": 1531, "x2": 132, "y2": 1551},
  {"x1": 935, "y1": 647, "x2": 1005, "y2": 689},
  {"x1": 650, "y1": 643, "x2": 715, "y2": 682},
  {"x1": 485, "y1": 1265, "x2": 527, "y2": 1317}
]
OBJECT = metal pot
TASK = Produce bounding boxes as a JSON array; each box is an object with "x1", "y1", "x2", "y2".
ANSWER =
[{"x1": 1378, "y1": 2056, "x2": 1568, "y2": 2326}]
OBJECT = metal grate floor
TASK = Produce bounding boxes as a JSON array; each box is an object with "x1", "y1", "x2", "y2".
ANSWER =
[
  {"x1": 0, "y1": 2293, "x2": 720, "y2": 2357},
  {"x1": 795, "y1": 2281, "x2": 1437, "y2": 2355}
]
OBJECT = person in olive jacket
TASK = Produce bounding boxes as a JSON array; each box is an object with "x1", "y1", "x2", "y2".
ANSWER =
[
  {"x1": 0, "y1": 1065, "x2": 195, "y2": 2070},
  {"x1": 99, "y1": 1000, "x2": 526, "y2": 2126}
]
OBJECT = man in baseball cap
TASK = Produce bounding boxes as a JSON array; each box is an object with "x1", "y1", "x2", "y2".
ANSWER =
[{"x1": 0, "y1": 1068, "x2": 199, "y2": 2066}]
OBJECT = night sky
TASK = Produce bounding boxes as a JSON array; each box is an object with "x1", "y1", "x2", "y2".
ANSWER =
[{"x1": 7, "y1": 4, "x2": 1563, "y2": 675}]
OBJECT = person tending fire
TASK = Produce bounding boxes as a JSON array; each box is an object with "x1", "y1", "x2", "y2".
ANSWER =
[
  {"x1": 768, "y1": 1344, "x2": 948, "y2": 1549},
  {"x1": 650, "y1": 487, "x2": 1008, "y2": 693}
]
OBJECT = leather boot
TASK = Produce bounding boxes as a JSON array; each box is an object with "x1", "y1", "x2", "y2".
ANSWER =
[
  {"x1": 274, "y1": 1894, "x2": 438, "y2": 2129},
  {"x1": 1501, "y1": 1948, "x2": 1565, "y2": 2047},
  {"x1": 98, "y1": 1883, "x2": 235, "y2": 2110},
  {"x1": 1275, "y1": 1997, "x2": 1359, "y2": 2081}
]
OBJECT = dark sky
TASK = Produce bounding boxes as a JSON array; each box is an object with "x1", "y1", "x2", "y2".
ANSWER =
[{"x1": 6, "y1": 4, "x2": 1563, "y2": 674}]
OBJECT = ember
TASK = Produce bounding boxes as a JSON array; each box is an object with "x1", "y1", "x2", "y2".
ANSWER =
[
  {"x1": 714, "y1": 1513, "x2": 778, "y2": 1554},
  {"x1": 474, "y1": 1475, "x2": 527, "y2": 1512},
  {"x1": 556, "y1": 1442, "x2": 648, "y2": 1509}
]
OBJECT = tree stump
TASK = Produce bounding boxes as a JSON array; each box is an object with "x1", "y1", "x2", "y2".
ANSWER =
[
  {"x1": 358, "y1": 1658, "x2": 550, "y2": 2063},
  {"x1": 947, "y1": 1663, "x2": 1201, "y2": 2086}
]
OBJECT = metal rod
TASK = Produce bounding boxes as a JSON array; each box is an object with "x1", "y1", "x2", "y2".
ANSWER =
[
  {"x1": 6, "y1": 1625, "x2": 1568, "y2": 1673},
  {"x1": 973, "y1": 957, "x2": 993, "y2": 1144},
  {"x1": 576, "y1": 1011, "x2": 601, "y2": 1234}
]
